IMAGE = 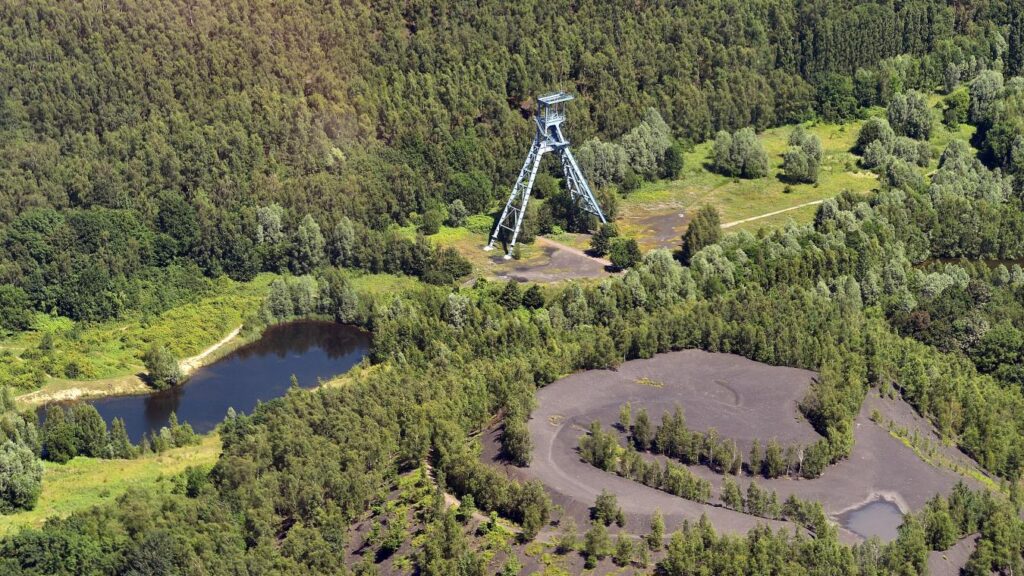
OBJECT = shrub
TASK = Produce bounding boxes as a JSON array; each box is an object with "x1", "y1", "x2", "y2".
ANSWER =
[
  {"x1": 143, "y1": 343, "x2": 182, "y2": 389},
  {"x1": 0, "y1": 441, "x2": 43, "y2": 513},
  {"x1": 855, "y1": 116, "x2": 895, "y2": 154},
  {"x1": 609, "y1": 237, "x2": 641, "y2": 269}
]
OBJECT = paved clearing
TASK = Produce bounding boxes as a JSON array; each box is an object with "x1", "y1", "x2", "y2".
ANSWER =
[{"x1": 486, "y1": 350, "x2": 984, "y2": 545}]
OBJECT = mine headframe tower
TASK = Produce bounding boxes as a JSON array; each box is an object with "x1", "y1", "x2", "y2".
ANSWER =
[{"x1": 485, "y1": 92, "x2": 606, "y2": 258}]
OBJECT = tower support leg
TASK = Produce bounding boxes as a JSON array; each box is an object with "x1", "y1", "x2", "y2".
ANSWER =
[
  {"x1": 488, "y1": 135, "x2": 546, "y2": 256},
  {"x1": 559, "y1": 147, "x2": 607, "y2": 224}
]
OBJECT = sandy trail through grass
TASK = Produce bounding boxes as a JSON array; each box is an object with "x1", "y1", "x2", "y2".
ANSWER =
[
  {"x1": 178, "y1": 324, "x2": 242, "y2": 376},
  {"x1": 721, "y1": 199, "x2": 825, "y2": 229}
]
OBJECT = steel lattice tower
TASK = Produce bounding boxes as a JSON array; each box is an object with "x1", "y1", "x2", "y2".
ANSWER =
[{"x1": 486, "y1": 92, "x2": 606, "y2": 258}]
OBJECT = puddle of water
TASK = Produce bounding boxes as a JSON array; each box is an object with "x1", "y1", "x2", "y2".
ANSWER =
[{"x1": 839, "y1": 499, "x2": 904, "y2": 542}]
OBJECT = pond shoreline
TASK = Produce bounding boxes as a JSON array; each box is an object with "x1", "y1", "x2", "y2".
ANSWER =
[
  {"x1": 37, "y1": 320, "x2": 370, "y2": 443},
  {"x1": 17, "y1": 324, "x2": 247, "y2": 409},
  {"x1": 17, "y1": 316, "x2": 350, "y2": 410}
]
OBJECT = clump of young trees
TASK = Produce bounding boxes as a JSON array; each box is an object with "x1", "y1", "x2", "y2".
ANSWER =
[
  {"x1": 711, "y1": 127, "x2": 768, "y2": 179},
  {"x1": 577, "y1": 108, "x2": 681, "y2": 193},
  {"x1": 42, "y1": 405, "x2": 193, "y2": 463},
  {"x1": 142, "y1": 343, "x2": 182, "y2": 390},
  {"x1": 857, "y1": 115, "x2": 931, "y2": 170},
  {"x1": 887, "y1": 90, "x2": 933, "y2": 140},
  {"x1": 680, "y1": 205, "x2": 721, "y2": 264},
  {"x1": 782, "y1": 127, "x2": 823, "y2": 184},
  {"x1": 0, "y1": 388, "x2": 41, "y2": 514}
]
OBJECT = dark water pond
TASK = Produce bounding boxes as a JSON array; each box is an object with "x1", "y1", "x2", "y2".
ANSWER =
[
  {"x1": 839, "y1": 499, "x2": 905, "y2": 542},
  {"x1": 41, "y1": 321, "x2": 370, "y2": 443}
]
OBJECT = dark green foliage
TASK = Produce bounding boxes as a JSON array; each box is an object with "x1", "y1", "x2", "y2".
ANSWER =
[
  {"x1": 0, "y1": 0, "x2": 1001, "y2": 333},
  {"x1": 969, "y1": 70, "x2": 1003, "y2": 126},
  {"x1": 498, "y1": 281, "x2": 522, "y2": 310},
  {"x1": 662, "y1": 143, "x2": 685, "y2": 179},
  {"x1": 107, "y1": 418, "x2": 135, "y2": 459},
  {"x1": 320, "y1": 268, "x2": 361, "y2": 323},
  {"x1": 68, "y1": 404, "x2": 107, "y2": 458},
  {"x1": 579, "y1": 421, "x2": 619, "y2": 472},
  {"x1": 500, "y1": 415, "x2": 531, "y2": 467},
  {"x1": 291, "y1": 215, "x2": 325, "y2": 274},
  {"x1": 922, "y1": 495, "x2": 956, "y2": 551},
  {"x1": 420, "y1": 208, "x2": 444, "y2": 236},
  {"x1": 589, "y1": 223, "x2": 619, "y2": 257},
  {"x1": 42, "y1": 406, "x2": 76, "y2": 464},
  {"x1": 608, "y1": 237, "x2": 641, "y2": 270},
  {"x1": 521, "y1": 285, "x2": 545, "y2": 310},
  {"x1": 855, "y1": 116, "x2": 896, "y2": 155},
  {"x1": 943, "y1": 87, "x2": 969, "y2": 128},
  {"x1": 885, "y1": 514, "x2": 928, "y2": 574},
  {"x1": 142, "y1": 343, "x2": 182, "y2": 390},
  {"x1": 592, "y1": 490, "x2": 624, "y2": 527},
  {"x1": 632, "y1": 408, "x2": 651, "y2": 451},
  {"x1": 0, "y1": 285, "x2": 32, "y2": 333},
  {"x1": 816, "y1": 73, "x2": 859, "y2": 121},
  {"x1": 183, "y1": 466, "x2": 209, "y2": 498},
  {"x1": 680, "y1": 205, "x2": 721, "y2": 264},
  {"x1": 1009, "y1": 5, "x2": 1024, "y2": 78},
  {"x1": 447, "y1": 170, "x2": 494, "y2": 215}
]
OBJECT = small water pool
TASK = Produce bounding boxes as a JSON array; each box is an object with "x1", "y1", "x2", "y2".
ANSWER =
[{"x1": 839, "y1": 499, "x2": 905, "y2": 542}]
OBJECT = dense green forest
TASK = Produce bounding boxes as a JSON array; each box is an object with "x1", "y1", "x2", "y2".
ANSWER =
[
  {"x1": 0, "y1": 0, "x2": 1020, "y2": 326},
  {"x1": 1, "y1": 0, "x2": 1024, "y2": 574}
]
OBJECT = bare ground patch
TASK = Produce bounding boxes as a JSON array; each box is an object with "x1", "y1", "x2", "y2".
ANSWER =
[
  {"x1": 489, "y1": 240, "x2": 609, "y2": 283},
  {"x1": 484, "y1": 350, "x2": 986, "y2": 546},
  {"x1": 621, "y1": 209, "x2": 689, "y2": 251}
]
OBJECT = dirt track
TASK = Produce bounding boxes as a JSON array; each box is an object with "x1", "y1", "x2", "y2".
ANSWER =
[
  {"x1": 485, "y1": 350, "x2": 984, "y2": 546},
  {"x1": 490, "y1": 241, "x2": 609, "y2": 283}
]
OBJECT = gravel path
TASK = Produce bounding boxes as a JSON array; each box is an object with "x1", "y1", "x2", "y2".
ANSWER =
[{"x1": 485, "y1": 350, "x2": 984, "y2": 546}]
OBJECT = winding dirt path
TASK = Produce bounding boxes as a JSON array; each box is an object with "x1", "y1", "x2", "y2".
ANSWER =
[
  {"x1": 178, "y1": 325, "x2": 242, "y2": 376},
  {"x1": 721, "y1": 200, "x2": 824, "y2": 229}
]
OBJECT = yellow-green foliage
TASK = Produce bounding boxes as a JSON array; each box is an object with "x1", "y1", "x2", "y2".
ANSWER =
[
  {"x1": 620, "y1": 110, "x2": 977, "y2": 244},
  {"x1": 0, "y1": 275, "x2": 273, "y2": 390},
  {"x1": 0, "y1": 433, "x2": 221, "y2": 536}
]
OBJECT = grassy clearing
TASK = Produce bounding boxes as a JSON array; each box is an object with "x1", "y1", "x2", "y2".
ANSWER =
[
  {"x1": 0, "y1": 434, "x2": 222, "y2": 536},
  {"x1": 619, "y1": 107, "x2": 976, "y2": 249},
  {"x1": 619, "y1": 119, "x2": 872, "y2": 249},
  {"x1": 2, "y1": 275, "x2": 273, "y2": 393}
]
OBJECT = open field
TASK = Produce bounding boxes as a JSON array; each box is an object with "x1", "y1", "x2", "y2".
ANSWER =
[
  {"x1": 0, "y1": 434, "x2": 221, "y2": 536},
  {"x1": 2, "y1": 274, "x2": 273, "y2": 395},
  {"x1": 426, "y1": 220, "x2": 612, "y2": 284},
  {"x1": 619, "y1": 120, "x2": 875, "y2": 250},
  {"x1": 485, "y1": 349, "x2": 985, "y2": 547},
  {"x1": 619, "y1": 110, "x2": 976, "y2": 250}
]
